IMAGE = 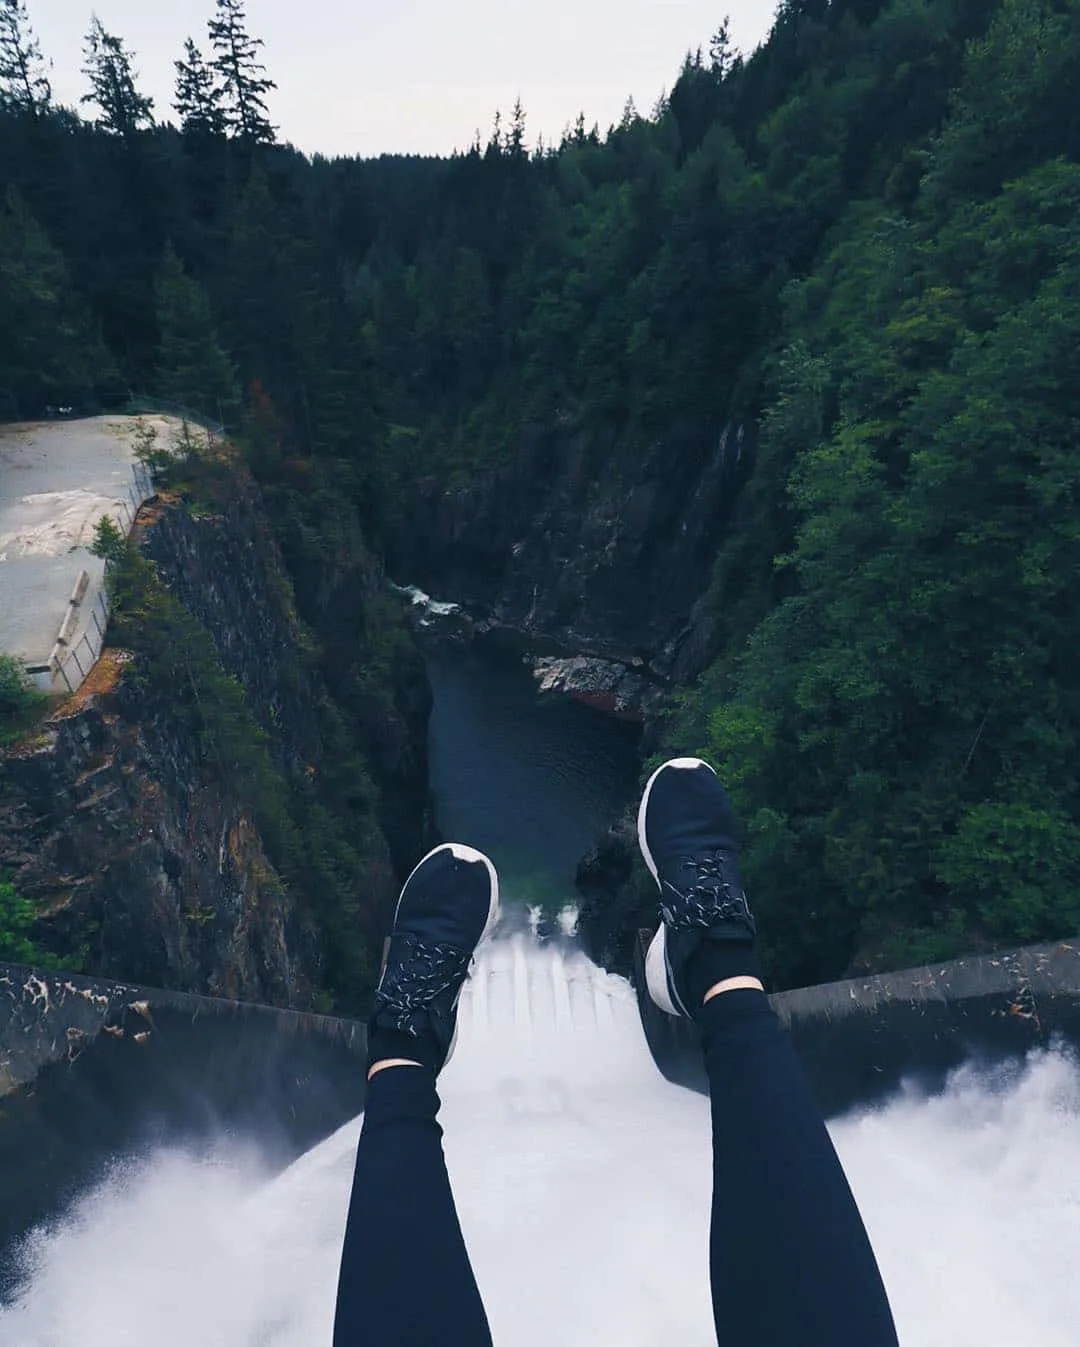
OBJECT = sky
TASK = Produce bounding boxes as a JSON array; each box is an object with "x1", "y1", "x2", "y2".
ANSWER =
[{"x1": 31, "y1": 1, "x2": 779, "y2": 159}]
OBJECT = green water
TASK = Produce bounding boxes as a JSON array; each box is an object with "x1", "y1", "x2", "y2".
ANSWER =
[{"x1": 426, "y1": 648, "x2": 642, "y2": 911}]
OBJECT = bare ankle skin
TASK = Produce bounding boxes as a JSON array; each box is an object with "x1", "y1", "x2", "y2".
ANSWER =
[
  {"x1": 367, "y1": 1058, "x2": 423, "y2": 1082},
  {"x1": 703, "y1": 976, "x2": 765, "y2": 1005}
]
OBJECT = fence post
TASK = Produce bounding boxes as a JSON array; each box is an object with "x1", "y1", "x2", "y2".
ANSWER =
[
  {"x1": 57, "y1": 660, "x2": 74, "y2": 695},
  {"x1": 71, "y1": 647, "x2": 85, "y2": 679},
  {"x1": 92, "y1": 607, "x2": 104, "y2": 639}
]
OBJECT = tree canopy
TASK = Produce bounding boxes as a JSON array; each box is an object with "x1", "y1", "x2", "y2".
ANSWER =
[{"x1": 3, "y1": 0, "x2": 1079, "y2": 988}]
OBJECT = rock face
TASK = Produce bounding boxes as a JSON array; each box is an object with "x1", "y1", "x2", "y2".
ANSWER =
[
  {"x1": 0, "y1": 471, "x2": 429, "y2": 1007},
  {"x1": 532, "y1": 655, "x2": 660, "y2": 723},
  {"x1": 272, "y1": 511, "x2": 432, "y2": 875},
  {"x1": 575, "y1": 814, "x2": 656, "y2": 972},
  {"x1": 386, "y1": 419, "x2": 755, "y2": 678},
  {"x1": 1, "y1": 662, "x2": 319, "y2": 1003}
]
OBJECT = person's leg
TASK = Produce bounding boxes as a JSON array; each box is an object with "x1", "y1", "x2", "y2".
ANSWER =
[
  {"x1": 701, "y1": 978, "x2": 898, "y2": 1345},
  {"x1": 333, "y1": 1063, "x2": 492, "y2": 1347},
  {"x1": 332, "y1": 843, "x2": 500, "y2": 1347},
  {"x1": 637, "y1": 758, "x2": 898, "y2": 1347}
]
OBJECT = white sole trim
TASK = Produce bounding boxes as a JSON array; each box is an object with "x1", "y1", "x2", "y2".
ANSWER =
[
  {"x1": 645, "y1": 924, "x2": 682, "y2": 1018},
  {"x1": 637, "y1": 758, "x2": 716, "y2": 1018}
]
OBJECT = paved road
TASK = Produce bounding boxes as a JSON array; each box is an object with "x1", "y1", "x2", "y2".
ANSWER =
[{"x1": 0, "y1": 417, "x2": 173, "y2": 680}]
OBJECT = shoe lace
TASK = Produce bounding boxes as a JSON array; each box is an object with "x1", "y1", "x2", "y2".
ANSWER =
[
  {"x1": 660, "y1": 850, "x2": 755, "y2": 934},
  {"x1": 373, "y1": 932, "x2": 472, "y2": 1036}
]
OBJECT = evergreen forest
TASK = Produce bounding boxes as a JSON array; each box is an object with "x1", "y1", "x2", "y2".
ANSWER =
[{"x1": 3, "y1": 0, "x2": 1080, "y2": 989}]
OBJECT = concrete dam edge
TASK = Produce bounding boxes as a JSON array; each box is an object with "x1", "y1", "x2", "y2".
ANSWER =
[{"x1": 2, "y1": 935, "x2": 1078, "y2": 1276}]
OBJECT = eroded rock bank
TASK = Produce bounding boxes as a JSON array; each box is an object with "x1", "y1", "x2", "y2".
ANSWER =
[
  {"x1": 385, "y1": 419, "x2": 755, "y2": 686},
  {"x1": 0, "y1": 460, "x2": 430, "y2": 1010}
]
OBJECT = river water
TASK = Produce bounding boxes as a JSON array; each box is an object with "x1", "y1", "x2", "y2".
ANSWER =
[
  {"x1": 425, "y1": 648, "x2": 642, "y2": 910},
  {"x1": 2, "y1": 652, "x2": 1079, "y2": 1345}
]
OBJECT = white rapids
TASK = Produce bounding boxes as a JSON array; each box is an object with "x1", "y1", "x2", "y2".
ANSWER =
[{"x1": 3, "y1": 932, "x2": 1080, "y2": 1346}]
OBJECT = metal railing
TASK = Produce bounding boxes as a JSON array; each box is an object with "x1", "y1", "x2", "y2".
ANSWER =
[
  {"x1": 122, "y1": 396, "x2": 226, "y2": 436},
  {"x1": 48, "y1": 460, "x2": 155, "y2": 696},
  {"x1": 52, "y1": 584, "x2": 109, "y2": 695}
]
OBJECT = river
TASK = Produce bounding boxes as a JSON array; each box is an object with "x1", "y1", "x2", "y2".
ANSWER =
[{"x1": 426, "y1": 647, "x2": 641, "y2": 911}]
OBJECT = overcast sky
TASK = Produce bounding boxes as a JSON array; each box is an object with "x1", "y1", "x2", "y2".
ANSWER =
[{"x1": 32, "y1": 1, "x2": 778, "y2": 159}]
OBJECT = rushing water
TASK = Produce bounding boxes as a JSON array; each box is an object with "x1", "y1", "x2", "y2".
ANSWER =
[
  {"x1": 3, "y1": 936, "x2": 1079, "y2": 1346},
  {"x1": 3, "y1": 651, "x2": 1080, "y2": 1344}
]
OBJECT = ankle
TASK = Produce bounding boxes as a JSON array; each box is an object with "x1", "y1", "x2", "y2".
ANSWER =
[
  {"x1": 685, "y1": 937, "x2": 763, "y2": 1009},
  {"x1": 703, "y1": 975, "x2": 765, "y2": 1005},
  {"x1": 368, "y1": 1057, "x2": 424, "y2": 1082},
  {"x1": 366, "y1": 1024, "x2": 443, "y2": 1076}
]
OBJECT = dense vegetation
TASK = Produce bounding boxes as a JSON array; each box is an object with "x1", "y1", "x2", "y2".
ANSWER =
[
  {"x1": 0, "y1": 655, "x2": 44, "y2": 746},
  {"x1": 90, "y1": 462, "x2": 397, "y2": 1010},
  {"x1": 2, "y1": 0, "x2": 1079, "y2": 986}
]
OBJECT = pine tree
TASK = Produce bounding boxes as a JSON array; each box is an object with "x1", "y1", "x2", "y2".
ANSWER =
[
  {"x1": 709, "y1": 17, "x2": 736, "y2": 79},
  {"x1": 174, "y1": 37, "x2": 223, "y2": 137},
  {"x1": 0, "y1": 0, "x2": 51, "y2": 116},
  {"x1": 154, "y1": 243, "x2": 241, "y2": 426},
  {"x1": 207, "y1": 0, "x2": 276, "y2": 144},
  {"x1": 508, "y1": 97, "x2": 527, "y2": 158},
  {"x1": 486, "y1": 108, "x2": 503, "y2": 158},
  {"x1": 0, "y1": 187, "x2": 110, "y2": 417},
  {"x1": 81, "y1": 16, "x2": 154, "y2": 136}
]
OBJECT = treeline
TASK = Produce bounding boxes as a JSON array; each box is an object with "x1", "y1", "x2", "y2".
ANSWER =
[{"x1": 2, "y1": 0, "x2": 1079, "y2": 985}]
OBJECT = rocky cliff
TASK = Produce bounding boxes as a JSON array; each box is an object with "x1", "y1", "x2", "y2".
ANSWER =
[
  {"x1": 0, "y1": 458, "x2": 429, "y2": 1009},
  {"x1": 0, "y1": 658, "x2": 317, "y2": 1003},
  {"x1": 386, "y1": 418, "x2": 755, "y2": 684}
]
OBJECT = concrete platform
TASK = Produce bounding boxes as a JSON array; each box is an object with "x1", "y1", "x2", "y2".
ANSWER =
[{"x1": 0, "y1": 417, "x2": 174, "y2": 687}]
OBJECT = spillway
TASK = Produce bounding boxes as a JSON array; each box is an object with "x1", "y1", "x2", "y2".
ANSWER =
[{"x1": 3, "y1": 931, "x2": 1079, "y2": 1346}]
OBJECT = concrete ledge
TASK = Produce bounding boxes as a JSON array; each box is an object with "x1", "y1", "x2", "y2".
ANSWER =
[
  {"x1": 0, "y1": 963, "x2": 368, "y2": 1283},
  {"x1": 633, "y1": 934, "x2": 1080, "y2": 1115},
  {"x1": 0, "y1": 962, "x2": 366, "y2": 1096}
]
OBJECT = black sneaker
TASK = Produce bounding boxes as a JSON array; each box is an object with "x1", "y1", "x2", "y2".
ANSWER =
[
  {"x1": 369, "y1": 843, "x2": 499, "y2": 1073},
  {"x1": 637, "y1": 758, "x2": 756, "y2": 1019}
]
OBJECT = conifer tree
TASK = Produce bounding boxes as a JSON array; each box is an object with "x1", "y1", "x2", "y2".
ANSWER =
[
  {"x1": 709, "y1": 17, "x2": 736, "y2": 79},
  {"x1": 0, "y1": 187, "x2": 109, "y2": 417},
  {"x1": 207, "y1": 0, "x2": 276, "y2": 144},
  {"x1": 81, "y1": 16, "x2": 154, "y2": 136},
  {"x1": 154, "y1": 244, "x2": 241, "y2": 426},
  {"x1": 174, "y1": 37, "x2": 223, "y2": 137},
  {"x1": 508, "y1": 98, "x2": 527, "y2": 158},
  {"x1": 0, "y1": 0, "x2": 51, "y2": 117}
]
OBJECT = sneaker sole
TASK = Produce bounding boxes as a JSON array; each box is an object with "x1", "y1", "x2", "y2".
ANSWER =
[
  {"x1": 384, "y1": 842, "x2": 501, "y2": 1069},
  {"x1": 637, "y1": 758, "x2": 716, "y2": 1019}
]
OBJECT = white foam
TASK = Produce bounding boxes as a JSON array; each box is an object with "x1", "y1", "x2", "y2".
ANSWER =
[{"x1": 3, "y1": 938, "x2": 1079, "y2": 1346}]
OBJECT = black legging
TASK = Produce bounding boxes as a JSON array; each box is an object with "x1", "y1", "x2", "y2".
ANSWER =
[{"x1": 333, "y1": 988, "x2": 898, "y2": 1346}]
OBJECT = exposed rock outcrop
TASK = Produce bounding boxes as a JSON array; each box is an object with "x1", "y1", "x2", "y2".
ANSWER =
[
  {"x1": 386, "y1": 419, "x2": 755, "y2": 679},
  {"x1": 532, "y1": 655, "x2": 660, "y2": 723},
  {"x1": 575, "y1": 814, "x2": 655, "y2": 972},
  {"x1": 0, "y1": 464, "x2": 430, "y2": 1008},
  {"x1": 0, "y1": 659, "x2": 321, "y2": 1003}
]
